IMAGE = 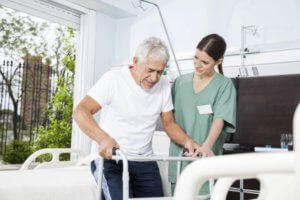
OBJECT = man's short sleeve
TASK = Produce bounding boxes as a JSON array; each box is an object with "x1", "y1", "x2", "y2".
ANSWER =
[
  {"x1": 213, "y1": 80, "x2": 237, "y2": 133},
  {"x1": 87, "y1": 72, "x2": 114, "y2": 107},
  {"x1": 162, "y1": 78, "x2": 174, "y2": 112}
]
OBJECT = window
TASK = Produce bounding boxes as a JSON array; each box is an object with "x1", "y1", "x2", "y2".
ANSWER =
[
  {"x1": 0, "y1": 0, "x2": 97, "y2": 153},
  {"x1": 0, "y1": 0, "x2": 83, "y2": 29}
]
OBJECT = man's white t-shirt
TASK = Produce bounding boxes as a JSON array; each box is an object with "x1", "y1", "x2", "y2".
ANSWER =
[{"x1": 87, "y1": 67, "x2": 173, "y2": 156}]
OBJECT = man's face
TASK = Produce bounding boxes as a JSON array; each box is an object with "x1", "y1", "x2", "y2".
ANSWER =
[{"x1": 134, "y1": 56, "x2": 166, "y2": 89}]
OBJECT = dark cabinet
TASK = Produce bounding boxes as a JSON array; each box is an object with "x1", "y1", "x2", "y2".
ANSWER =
[{"x1": 222, "y1": 74, "x2": 300, "y2": 199}]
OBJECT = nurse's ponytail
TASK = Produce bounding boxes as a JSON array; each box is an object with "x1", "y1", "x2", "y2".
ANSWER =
[{"x1": 217, "y1": 64, "x2": 223, "y2": 75}]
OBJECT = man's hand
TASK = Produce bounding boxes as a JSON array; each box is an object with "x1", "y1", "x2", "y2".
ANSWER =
[
  {"x1": 183, "y1": 139, "x2": 201, "y2": 157},
  {"x1": 194, "y1": 143, "x2": 215, "y2": 157},
  {"x1": 99, "y1": 137, "x2": 119, "y2": 159}
]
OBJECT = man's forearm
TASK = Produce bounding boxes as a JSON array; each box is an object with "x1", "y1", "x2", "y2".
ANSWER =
[
  {"x1": 73, "y1": 105, "x2": 109, "y2": 144},
  {"x1": 164, "y1": 122, "x2": 192, "y2": 146}
]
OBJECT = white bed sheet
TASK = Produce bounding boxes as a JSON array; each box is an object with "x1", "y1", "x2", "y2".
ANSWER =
[{"x1": 0, "y1": 166, "x2": 98, "y2": 200}]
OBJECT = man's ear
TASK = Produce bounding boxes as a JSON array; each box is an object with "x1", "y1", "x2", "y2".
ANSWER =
[{"x1": 133, "y1": 57, "x2": 138, "y2": 67}]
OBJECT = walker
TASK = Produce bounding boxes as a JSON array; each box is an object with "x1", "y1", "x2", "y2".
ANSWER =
[{"x1": 97, "y1": 148, "x2": 213, "y2": 200}]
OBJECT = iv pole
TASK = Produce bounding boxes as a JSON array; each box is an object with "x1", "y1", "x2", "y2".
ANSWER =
[
  {"x1": 240, "y1": 25, "x2": 257, "y2": 77},
  {"x1": 133, "y1": 0, "x2": 182, "y2": 75}
]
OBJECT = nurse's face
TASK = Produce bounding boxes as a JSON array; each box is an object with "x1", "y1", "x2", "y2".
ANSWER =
[
  {"x1": 133, "y1": 56, "x2": 166, "y2": 89},
  {"x1": 193, "y1": 49, "x2": 220, "y2": 77}
]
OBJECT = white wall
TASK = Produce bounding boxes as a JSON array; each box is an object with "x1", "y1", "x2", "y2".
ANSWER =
[
  {"x1": 89, "y1": 12, "x2": 118, "y2": 123},
  {"x1": 108, "y1": 0, "x2": 300, "y2": 78},
  {"x1": 115, "y1": 0, "x2": 300, "y2": 57},
  {"x1": 93, "y1": 12, "x2": 118, "y2": 81}
]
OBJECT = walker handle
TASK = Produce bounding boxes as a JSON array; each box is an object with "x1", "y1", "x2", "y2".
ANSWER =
[
  {"x1": 183, "y1": 148, "x2": 201, "y2": 157},
  {"x1": 112, "y1": 147, "x2": 119, "y2": 156}
]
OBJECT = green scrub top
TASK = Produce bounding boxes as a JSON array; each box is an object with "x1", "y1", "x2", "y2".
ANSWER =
[{"x1": 168, "y1": 72, "x2": 236, "y2": 194}]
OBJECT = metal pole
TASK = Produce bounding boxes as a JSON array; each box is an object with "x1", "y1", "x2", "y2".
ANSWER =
[
  {"x1": 115, "y1": 150, "x2": 130, "y2": 200},
  {"x1": 240, "y1": 25, "x2": 257, "y2": 77},
  {"x1": 110, "y1": 150, "x2": 213, "y2": 200},
  {"x1": 140, "y1": 0, "x2": 181, "y2": 76},
  {"x1": 241, "y1": 26, "x2": 245, "y2": 68},
  {"x1": 97, "y1": 157, "x2": 103, "y2": 200}
]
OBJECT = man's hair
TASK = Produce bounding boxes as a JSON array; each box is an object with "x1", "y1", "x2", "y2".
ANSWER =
[{"x1": 135, "y1": 37, "x2": 170, "y2": 64}]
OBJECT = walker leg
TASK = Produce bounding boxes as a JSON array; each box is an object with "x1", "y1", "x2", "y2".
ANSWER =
[{"x1": 97, "y1": 157, "x2": 104, "y2": 200}]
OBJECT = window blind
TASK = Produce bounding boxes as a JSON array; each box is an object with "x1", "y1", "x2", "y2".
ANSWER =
[{"x1": 0, "y1": 0, "x2": 83, "y2": 29}]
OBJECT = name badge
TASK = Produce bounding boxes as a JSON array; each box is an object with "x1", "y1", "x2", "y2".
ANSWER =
[{"x1": 197, "y1": 104, "x2": 213, "y2": 115}]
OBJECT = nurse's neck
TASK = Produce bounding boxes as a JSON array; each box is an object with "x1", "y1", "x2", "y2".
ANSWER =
[{"x1": 194, "y1": 70, "x2": 216, "y2": 81}]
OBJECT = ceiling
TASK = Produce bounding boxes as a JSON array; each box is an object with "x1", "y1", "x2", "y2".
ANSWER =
[
  {"x1": 65, "y1": 0, "x2": 172, "y2": 19},
  {"x1": 66, "y1": 0, "x2": 137, "y2": 18}
]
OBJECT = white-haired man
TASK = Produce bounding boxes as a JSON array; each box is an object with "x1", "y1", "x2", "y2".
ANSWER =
[{"x1": 73, "y1": 37, "x2": 200, "y2": 199}]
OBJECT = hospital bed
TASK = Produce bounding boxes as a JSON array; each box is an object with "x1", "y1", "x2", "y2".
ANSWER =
[
  {"x1": 20, "y1": 148, "x2": 86, "y2": 170},
  {"x1": 0, "y1": 146, "x2": 212, "y2": 200},
  {"x1": 0, "y1": 148, "x2": 99, "y2": 200},
  {"x1": 173, "y1": 103, "x2": 300, "y2": 200}
]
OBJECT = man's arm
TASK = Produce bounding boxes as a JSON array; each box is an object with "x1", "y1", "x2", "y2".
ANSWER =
[
  {"x1": 161, "y1": 111, "x2": 200, "y2": 157},
  {"x1": 73, "y1": 96, "x2": 118, "y2": 159}
]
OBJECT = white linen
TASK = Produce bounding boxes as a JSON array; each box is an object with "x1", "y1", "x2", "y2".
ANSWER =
[{"x1": 0, "y1": 166, "x2": 98, "y2": 200}]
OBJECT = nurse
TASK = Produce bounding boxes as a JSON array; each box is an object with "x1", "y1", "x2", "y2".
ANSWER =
[{"x1": 168, "y1": 34, "x2": 237, "y2": 195}]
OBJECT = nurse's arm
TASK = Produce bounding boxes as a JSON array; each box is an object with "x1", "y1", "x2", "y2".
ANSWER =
[
  {"x1": 198, "y1": 118, "x2": 224, "y2": 157},
  {"x1": 204, "y1": 118, "x2": 224, "y2": 148},
  {"x1": 160, "y1": 111, "x2": 200, "y2": 157},
  {"x1": 73, "y1": 96, "x2": 118, "y2": 159}
]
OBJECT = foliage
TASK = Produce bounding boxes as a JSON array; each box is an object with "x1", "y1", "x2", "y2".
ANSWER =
[
  {"x1": 33, "y1": 28, "x2": 75, "y2": 159},
  {"x1": 0, "y1": 6, "x2": 77, "y2": 163},
  {"x1": 0, "y1": 6, "x2": 76, "y2": 144},
  {"x1": 3, "y1": 140, "x2": 33, "y2": 164},
  {"x1": 0, "y1": 6, "x2": 49, "y2": 141},
  {"x1": 0, "y1": 6, "x2": 48, "y2": 59},
  {"x1": 33, "y1": 75, "x2": 74, "y2": 150},
  {"x1": 34, "y1": 119, "x2": 72, "y2": 149}
]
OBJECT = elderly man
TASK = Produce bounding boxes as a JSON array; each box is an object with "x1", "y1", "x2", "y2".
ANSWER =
[{"x1": 73, "y1": 37, "x2": 200, "y2": 199}]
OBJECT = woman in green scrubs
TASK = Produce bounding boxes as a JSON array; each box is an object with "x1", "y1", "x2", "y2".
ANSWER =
[{"x1": 169, "y1": 34, "x2": 237, "y2": 195}]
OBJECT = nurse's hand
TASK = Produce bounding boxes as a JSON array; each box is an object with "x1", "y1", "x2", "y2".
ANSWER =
[
  {"x1": 183, "y1": 139, "x2": 201, "y2": 157},
  {"x1": 99, "y1": 136, "x2": 119, "y2": 159},
  {"x1": 195, "y1": 144, "x2": 215, "y2": 157}
]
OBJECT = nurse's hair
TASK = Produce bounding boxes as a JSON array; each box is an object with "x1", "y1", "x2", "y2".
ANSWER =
[
  {"x1": 197, "y1": 34, "x2": 226, "y2": 75},
  {"x1": 135, "y1": 37, "x2": 170, "y2": 65}
]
